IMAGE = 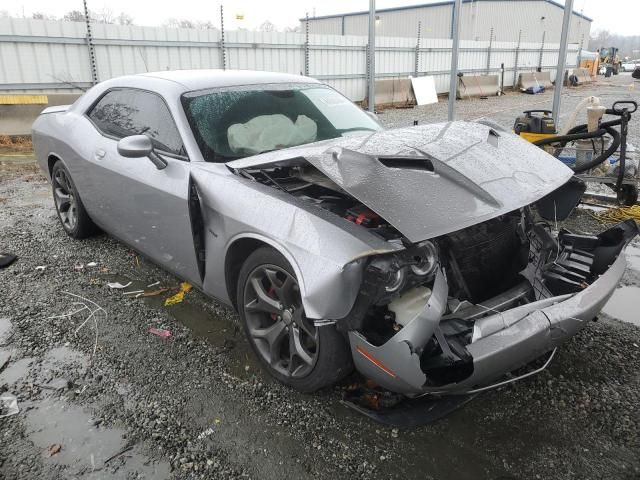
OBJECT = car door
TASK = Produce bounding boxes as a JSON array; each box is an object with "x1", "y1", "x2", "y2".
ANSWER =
[{"x1": 83, "y1": 88, "x2": 202, "y2": 286}]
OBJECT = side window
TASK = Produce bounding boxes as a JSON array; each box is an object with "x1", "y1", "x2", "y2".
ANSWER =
[{"x1": 88, "y1": 89, "x2": 185, "y2": 156}]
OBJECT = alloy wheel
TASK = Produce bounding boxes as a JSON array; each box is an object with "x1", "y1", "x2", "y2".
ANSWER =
[
  {"x1": 53, "y1": 168, "x2": 78, "y2": 232},
  {"x1": 243, "y1": 265, "x2": 319, "y2": 378}
]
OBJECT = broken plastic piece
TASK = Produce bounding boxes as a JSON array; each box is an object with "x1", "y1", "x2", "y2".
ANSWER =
[
  {"x1": 147, "y1": 281, "x2": 160, "y2": 288},
  {"x1": 35, "y1": 265, "x2": 46, "y2": 272},
  {"x1": 149, "y1": 328, "x2": 172, "y2": 338},
  {"x1": 0, "y1": 393, "x2": 19, "y2": 418},
  {"x1": 342, "y1": 392, "x2": 476, "y2": 427},
  {"x1": 107, "y1": 281, "x2": 132, "y2": 289},
  {"x1": 164, "y1": 282, "x2": 193, "y2": 306},
  {"x1": 87, "y1": 262, "x2": 97, "y2": 267}
]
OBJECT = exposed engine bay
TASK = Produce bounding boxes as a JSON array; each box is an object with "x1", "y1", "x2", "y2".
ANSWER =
[
  {"x1": 236, "y1": 160, "x2": 638, "y2": 395},
  {"x1": 237, "y1": 163, "x2": 405, "y2": 241}
]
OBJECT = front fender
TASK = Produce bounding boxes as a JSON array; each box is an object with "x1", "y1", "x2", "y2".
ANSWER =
[{"x1": 191, "y1": 165, "x2": 399, "y2": 319}]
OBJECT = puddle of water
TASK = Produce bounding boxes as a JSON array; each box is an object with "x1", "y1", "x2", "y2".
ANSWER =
[
  {"x1": 0, "y1": 357, "x2": 35, "y2": 385},
  {"x1": 602, "y1": 286, "x2": 640, "y2": 326},
  {"x1": 25, "y1": 397, "x2": 170, "y2": 479},
  {"x1": 625, "y1": 243, "x2": 640, "y2": 272},
  {"x1": 0, "y1": 317, "x2": 13, "y2": 343},
  {"x1": 161, "y1": 301, "x2": 262, "y2": 381},
  {"x1": 104, "y1": 274, "x2": 265, "y2": 381},
  {"x1": 42, "y1": 346, "x2": 89, "y2": 372}
]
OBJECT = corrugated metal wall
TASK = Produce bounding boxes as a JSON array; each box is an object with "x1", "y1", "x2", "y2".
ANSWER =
[
  {"x1": 0, "y1": 17, "x2": 579, "y2": 102},
  {"x1": 461, "y1": 1, "x2": 591, "y2": 43},
  {"x1": 305, "y1": 0, "x2": 591, "y2": 44}
]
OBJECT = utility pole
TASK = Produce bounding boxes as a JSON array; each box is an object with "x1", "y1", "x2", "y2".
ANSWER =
[
  {"x1": 367, "y1": 0, "x2": 376, "y2": 112},
  {"x1": 304, "y1": 12, "x2": 310, "y2": 76},
  {"x1": 220, "y1": 5, "x2": 227, "y2": 70},
  {"x1": 82, "y1": 0, "x2": 98, "y2": 84},
  {"x1": 552, "y1": 0, "x2": 573, "y2": 122},
  {"x1": 448, "y1": 0, "x2": 462, "y2": 121}
]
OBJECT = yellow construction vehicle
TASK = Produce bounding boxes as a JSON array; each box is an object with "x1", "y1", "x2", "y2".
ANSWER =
[{"x1": 598, "y1": 47, "x2": 621, "y2": 76}]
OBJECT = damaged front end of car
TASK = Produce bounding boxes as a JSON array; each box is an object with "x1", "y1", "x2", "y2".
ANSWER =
[
  {"x1": 344, "y1": 209, "x2": 637, "y2": 395},
  {"x1": 227, "y1": 121, "x2": 638, "y2": 396}
]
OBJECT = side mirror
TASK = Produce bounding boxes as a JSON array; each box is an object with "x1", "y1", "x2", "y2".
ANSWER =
[{"x1": 117, "y1": 135, "x2": 167, "y2": 170}]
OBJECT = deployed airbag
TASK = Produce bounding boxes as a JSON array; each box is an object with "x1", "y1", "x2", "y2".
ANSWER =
[{"x1": 228, "y1": 114, "x2": 317, "y2": 155}]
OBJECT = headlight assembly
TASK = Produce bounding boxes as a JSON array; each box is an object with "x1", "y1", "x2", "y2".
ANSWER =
[
  {"x1": 385, "y1": 266, "x2": 406, "y2": 292},
  {"x1": 410, "y1": 241, "x2": 438, "y2": 277}
]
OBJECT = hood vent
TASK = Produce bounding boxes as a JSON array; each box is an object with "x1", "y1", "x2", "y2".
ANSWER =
[
  {"x1": 487, "y1": 128, "x2": 500, "y2": 147},
  {"x1": 378, "y1": 157, "x2": 435, "y2": 172}
]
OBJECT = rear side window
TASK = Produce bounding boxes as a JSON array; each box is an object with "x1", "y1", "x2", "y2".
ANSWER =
[{"x1": 88, "y1": 89, "x2": 185, "y2": 156}]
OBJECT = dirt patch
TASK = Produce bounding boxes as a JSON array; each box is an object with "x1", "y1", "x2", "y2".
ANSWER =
[{"x1": 0, "y1": 135, "x2": 33, "y2": 153}]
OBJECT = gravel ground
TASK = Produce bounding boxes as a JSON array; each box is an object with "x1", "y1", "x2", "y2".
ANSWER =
[{"x1": 1, "y1": 74, "x2": 640, "y2": 480}]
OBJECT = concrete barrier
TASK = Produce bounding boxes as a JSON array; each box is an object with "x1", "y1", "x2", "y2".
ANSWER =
[
  {"x1": 457, "y1": 75, "x2": 500, "y2": 99},
  {"x1": 572, "y1": 68, "x2": 593, "y2": 85},
  {"x1": 369, "y1": 78, "x2": 416, "y2": 108},
  {"x1": 0, "y1": 93, "x2": 81, "y2": 135},
  {"x1": 518, "y1": 71, "x2": 553, "y2": 91}
]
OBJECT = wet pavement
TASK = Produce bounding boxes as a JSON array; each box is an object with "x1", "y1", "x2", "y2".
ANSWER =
[{"x1": 1, "y1": 75, "x2": 640, "y2": 480}]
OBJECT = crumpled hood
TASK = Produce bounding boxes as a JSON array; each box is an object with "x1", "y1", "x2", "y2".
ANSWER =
[{"x1": 227, "y1": 121, "x2": 574, "y2": 242}]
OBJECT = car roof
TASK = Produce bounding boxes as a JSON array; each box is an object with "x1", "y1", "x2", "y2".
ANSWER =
[{"x1": 135, "y1": 69, "x2": 321, "y2": 91}]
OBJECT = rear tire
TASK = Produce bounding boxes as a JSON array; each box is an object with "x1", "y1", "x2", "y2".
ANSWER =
[
  {"x1": 236, "y1": 246, "x2": 353, "y2": 392},
  {"x1": 51, "y1": 161, "x2": 98, "y2": 239}
]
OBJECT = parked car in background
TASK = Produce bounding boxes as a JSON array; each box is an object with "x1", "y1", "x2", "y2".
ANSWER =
[
  {"x1": 32, "y1": 70, "x2": 638, "y2": 397},
  {"x1": 621, "y1": 62, "x2": 639, "y2": 72}
]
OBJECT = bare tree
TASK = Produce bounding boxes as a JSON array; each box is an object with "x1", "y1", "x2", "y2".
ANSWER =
[
  {"x1": 284, "y1": 25, "x2": 301, "y2": 33},
  {"x1": 164, "y1": 18, "x2": 196, "y2": 29},
  {"x1": 63, "y1": 10, "x2": 87, "y2": 22},
  {"x1": 589, "y1": 30, "x2": 640, "y2": 59},
  {"x1": 196, "y1": 20, "x2": 216, "y2": 30},
  {"x1": 116, "y1": 12, "x2": 134, "y2": 26},
  {"x1": 32, "y1": 12, "x2": 57, "y2": 20},
  {"x1": 259, "y1": 20, "x2": 276, "y2": 32},
  {"x1": 94, "y1": 7, "x2": 115, "y2": 24}
]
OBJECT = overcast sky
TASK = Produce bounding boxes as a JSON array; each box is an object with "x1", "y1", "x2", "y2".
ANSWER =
[{"x1": 5, "y1": 0, "x2": 639, "y2": 35}]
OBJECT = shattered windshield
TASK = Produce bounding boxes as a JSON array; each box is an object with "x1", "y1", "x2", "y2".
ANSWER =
[{"x1": 181, "y1": 83, "x2": 382, "y2": 162}]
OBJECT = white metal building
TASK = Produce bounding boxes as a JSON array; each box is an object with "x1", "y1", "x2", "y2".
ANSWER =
[{"x1": 302, "y1": 0, "x2": 591, "y2": 44}]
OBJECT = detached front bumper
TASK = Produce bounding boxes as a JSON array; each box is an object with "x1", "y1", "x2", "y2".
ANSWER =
[{"x1": 349, "y1": 245, "x2": 630, "y2": 396}]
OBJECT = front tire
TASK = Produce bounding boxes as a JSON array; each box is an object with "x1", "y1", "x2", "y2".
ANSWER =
[
  {"x1": 237, "y1": 247, "x2": 352, "y2": 392},
  {"x1": 51, "y1": 161, "x2": 98, "y2": 239}
]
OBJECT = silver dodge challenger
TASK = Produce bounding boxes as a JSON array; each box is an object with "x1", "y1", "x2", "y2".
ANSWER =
[{"x1": 33, "y1": 70, "x2": 637, "y2": 396}]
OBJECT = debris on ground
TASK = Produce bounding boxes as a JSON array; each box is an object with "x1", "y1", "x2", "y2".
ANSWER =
[
  {"x1": 0, "y1": 393, "x2": 19, "y2": 418},
  {"x1": 0, "y1": 253, "x2": 17, "y2": 269},
  {"x1": 149, "y1": 327, "x2": 172, "y2": 338},
  {"x1": 122, "y1": 290, "x2": 144, "y2": 296},
  {"x1": 0, "y1": 353, "x2": 10, "y2": 373},
  {"x1": 104, "y1": 445, "x2": 133, "y2": 465},
  {"x1": 35, "y1": 265, "x2": 46, "y2": 272},
  {"x1": 107, "y1": 281, "x2": 132, "y2": 289},
  {"x1": 86, "y1": 262, "x2": 97, "y2": 267},
  {"x1": 48, "y1": 444, "x2": 62, "y2": 457},
  {"x1": 164, "y1": 282, "x2": 192, "y2": 306},
  {"x1": 142, "y1": 288, "x2": 170, "y2": 298},
  {"x1": 146, "y1": 281, "x2": 160, "y2": 288},
  {"x1": 61, "y1": 291, "x2": 107, "y2": 359}
]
